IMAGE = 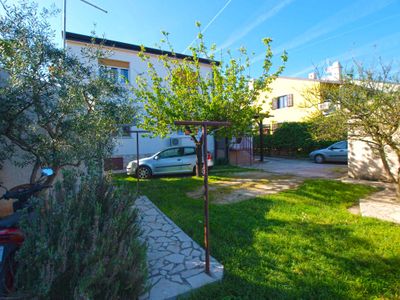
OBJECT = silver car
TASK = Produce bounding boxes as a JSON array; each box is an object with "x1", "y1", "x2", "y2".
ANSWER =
[
  {"x1": 126, "y1": 146, "x2": 214, "y2": 179},
  {"x1": 309, "y1": 141, "x2": 348, "y2": 163}
]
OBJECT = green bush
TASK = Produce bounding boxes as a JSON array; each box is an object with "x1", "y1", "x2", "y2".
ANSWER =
[
  {"x1": 272, "y1": 122, "x2": 313, "y2": 153},
  {"x1": 14, "y1": 171, "x2": 147, "y2": 299},
  {"x1": 254, "y1": 122, "x2": 336, "y2": 157}
]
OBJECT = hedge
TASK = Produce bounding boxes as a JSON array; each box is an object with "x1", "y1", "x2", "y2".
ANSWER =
[{"x1": 254, "y1": 122, "x2": 336, "y2": 157}]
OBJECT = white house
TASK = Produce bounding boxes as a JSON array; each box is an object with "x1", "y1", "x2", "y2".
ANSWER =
[{"x1": 65, "y1": 32, "x2": 216, "y2": 171}]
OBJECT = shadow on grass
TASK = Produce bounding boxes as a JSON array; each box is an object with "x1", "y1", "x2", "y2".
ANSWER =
[{"x1": 115, "y1": 175, "x2": 400, "y2": 299}]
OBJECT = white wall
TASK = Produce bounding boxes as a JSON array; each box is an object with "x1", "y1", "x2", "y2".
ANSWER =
[
  {"x1": 0, "y1": 156, "x2": 32, "y2": 190},
  {"x1": 114, "y1": 129, "x2": 214, "y2": 157},
  {"x1": 67, "y1": 41, "x2": 215, "y2": 168},
  {"x1": 348, "y1": 135, "x2": 399, "y2": 182}
]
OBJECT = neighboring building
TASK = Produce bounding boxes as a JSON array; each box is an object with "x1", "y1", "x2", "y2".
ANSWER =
[
  {"x1": 65, "y1": 32, "x2": 216, "y2": 171},
  {"x1": 256, "y1": 61, "x2": 399, "y2": 184},
  {"x1": 257, "y1": 61, "x2": 342, "y2": 133}
]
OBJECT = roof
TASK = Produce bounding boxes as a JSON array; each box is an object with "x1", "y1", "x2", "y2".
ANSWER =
[
  {"x1": 65, "y1": 32, "x2": 219, "y2": 66},
  {"x1": 276, "y1": 76, "x2": 341, "y2": 84}
]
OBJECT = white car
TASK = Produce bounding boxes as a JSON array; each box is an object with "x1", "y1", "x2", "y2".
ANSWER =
[{"x1": 126, "y1": 146, "x2": 214, "y2": 179}]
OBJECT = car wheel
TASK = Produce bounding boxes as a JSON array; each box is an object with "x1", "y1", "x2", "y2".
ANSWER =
[
  {"x1": 137, "y1": 166, "x2": 152, "y2": 179},
  {"x1": 314, "y1": 154, "x2": 325, "y2": 164}
]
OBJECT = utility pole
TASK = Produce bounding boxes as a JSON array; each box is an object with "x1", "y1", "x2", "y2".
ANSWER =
[{"x1": 63, "y1": 0, "x2": 108, "y2": 50}]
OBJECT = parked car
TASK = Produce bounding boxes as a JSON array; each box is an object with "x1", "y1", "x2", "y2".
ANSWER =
[
  {"x1": 126, "y1": 146, "x2": 214, "y2": 179},
  {"x1": 309, "y1": 141, "x2": 348, "y2": 163}
]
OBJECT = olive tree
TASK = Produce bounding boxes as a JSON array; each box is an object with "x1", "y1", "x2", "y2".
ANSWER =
[
  {"x1": 135, "y1": 24, "x2": 287, "y2": 176},
  {"x1": 0, "y1": 1, "x2": 136, "y2": 183}
]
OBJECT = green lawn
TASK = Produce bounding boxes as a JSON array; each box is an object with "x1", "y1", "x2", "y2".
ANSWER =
[{"x1": 115, "y1": 166, "x2": 400, "y2": 299}]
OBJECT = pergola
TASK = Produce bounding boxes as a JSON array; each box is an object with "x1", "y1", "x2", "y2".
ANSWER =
[{"x1": 174, "y1": 120, "x2": 231, "y2": 274}]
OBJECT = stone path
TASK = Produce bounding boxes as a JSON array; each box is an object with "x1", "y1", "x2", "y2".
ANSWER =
[
  {"x1": 342, "y1": 179, "x2": 400, "y2": 224},
  {"x1": 187, "y1": 172, "x2": 303, "y2": 204},
  {"x1": 135, "y1": 196, "x2": 224, "y2": 300}
]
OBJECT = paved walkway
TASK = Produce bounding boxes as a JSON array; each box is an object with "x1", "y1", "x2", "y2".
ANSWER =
[
  {"x1": 250, "y1": 157, "x2": 347, "y2": 178},
  {"x1": 342, "y1": 179, "x2": 400, "y2": 224},
  {"x1": 136, "y1": 196, "x2": 223, "y2": 300}
]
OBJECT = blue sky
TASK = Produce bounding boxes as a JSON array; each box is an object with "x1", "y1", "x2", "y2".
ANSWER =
[{"x1": 18, "y1": 0, "x2": 400, "y2": 77}]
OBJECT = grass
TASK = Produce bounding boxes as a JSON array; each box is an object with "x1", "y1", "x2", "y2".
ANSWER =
[{"x1": 115, "y1": 166, "x2": 400, "y2": 299}]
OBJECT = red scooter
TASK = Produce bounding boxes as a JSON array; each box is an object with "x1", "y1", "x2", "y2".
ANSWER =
[{"x1": 0, "y1": 168, "x2": 53, "y2": 296}]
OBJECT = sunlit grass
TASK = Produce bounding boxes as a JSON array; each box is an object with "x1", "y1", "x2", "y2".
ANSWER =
[{"x1": 115, "y1": 166, "x2": 400, "y2": 299}]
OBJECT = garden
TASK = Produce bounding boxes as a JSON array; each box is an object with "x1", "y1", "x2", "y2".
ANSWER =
[
  {"x1": 1, "y1": 1, "x2": 399, "y2": 299},
  {"x1": 116, "y1": 166, "x2": 400, "y2": 299}
]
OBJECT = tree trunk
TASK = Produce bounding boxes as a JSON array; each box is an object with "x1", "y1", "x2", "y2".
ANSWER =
[
  {"x1": 44, "y1": 167, "x2": 58, "y2": 186},
  {"x1": 225, "y1": 137, "x2": 229, "y2": 163},
  {"x1": 377, "y1": 146, "x2": 396, "y2": 183},
  {"x1": 195, "y1": 142, "x2": 203, "y2": 177},
  {"x1": 397, "y1": 160, "x2": 400, "y2": 202},
  {"x1": 30, "y1": 159, "x2": 41, "y2": 184}
]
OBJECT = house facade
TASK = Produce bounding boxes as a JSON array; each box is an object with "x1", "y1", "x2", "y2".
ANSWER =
[
  {"x1": 257, "y1": 76, "x2": 319, "y2": 133},
  {"x1": 257, "y1": 61, "x2": 342, "y2": 133},
  {"x1": 256, "y1": 62, "x2": 399, "y2": 183},
  {"x1": 66, "y1": 32, "x2": 216, "y2": 171}
]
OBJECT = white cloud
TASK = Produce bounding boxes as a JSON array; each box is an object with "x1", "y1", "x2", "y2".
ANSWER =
[
  {"x1": 215, "y1": 0, "x2": 294, "y2": 52},
  {"x1": 251, "y1": 0, "x2": 396, "y2": 65},
  {"x1": 289, "y1": 32, "x2": 400, "y2": 77}
]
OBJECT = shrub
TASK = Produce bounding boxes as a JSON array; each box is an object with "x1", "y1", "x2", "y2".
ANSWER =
[
  {"x1": 272, "y1": 122, "x2": 314, "y2": 153},
  {"x1": 14, "y1": 171, "x2": 147, "y2": 299},
  {"x1": 254, "y1": 122, "x2": 337, "y2": 157}
]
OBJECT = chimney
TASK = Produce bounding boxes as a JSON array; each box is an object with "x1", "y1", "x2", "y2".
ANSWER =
[
  {"x1": 325, "y1": 61, "x2": 342, "y2": 81},
  {"x1": 308, "y1": 72, "x2": 317, "y2": 80}
]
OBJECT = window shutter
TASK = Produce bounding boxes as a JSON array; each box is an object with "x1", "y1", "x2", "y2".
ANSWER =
[
  {"x1": 287, "y1": 94, "x2": 294, "y2": 107},
  {"x1": 272, "y1": 98, "x2": 278, "y2": 110}
]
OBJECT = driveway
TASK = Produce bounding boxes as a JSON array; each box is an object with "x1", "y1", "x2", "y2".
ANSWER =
[{"x1": 250, "y1": 157, "x2": 347, "y2": 179}]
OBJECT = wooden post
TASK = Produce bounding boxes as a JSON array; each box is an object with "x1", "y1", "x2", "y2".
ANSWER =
[
  {"x1": 202, "y1": 124, "x2": 210, "y2": 274},
  {"x1": 136, "y1": 131, "x2": 139, "y2": 197},
  {"x1": 174, "y1": 120, "x2": 230, "y2": 275},
  {"x1": 120, "y1": 128, "x2": 149, "y2": 197}
]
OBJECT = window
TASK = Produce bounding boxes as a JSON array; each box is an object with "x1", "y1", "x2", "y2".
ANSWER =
[
  {"x1": 184, "y1": 147, "x2": 196, "y2": 155},
  {"x1": 272, "y1": 94, "x2": 294, "y2": 109},
  {"x1": 278, "y1": 95, "x2": 288, "y2": 108},
  {"x1": 121, "y1": 125, "x2": 131, "y2": 137},
  {"x1": 331, "y1": 141, "x2": 347, "y2": 149},
  {"x1": 98, "y1": 58, "x2": 130, "y2": 84},
  {"x1": 159, "y1": 148, "x2": 182, "y2": 158},
  {"x1": 99, "y1": 65, "x2": 129, "y2": 84}
]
